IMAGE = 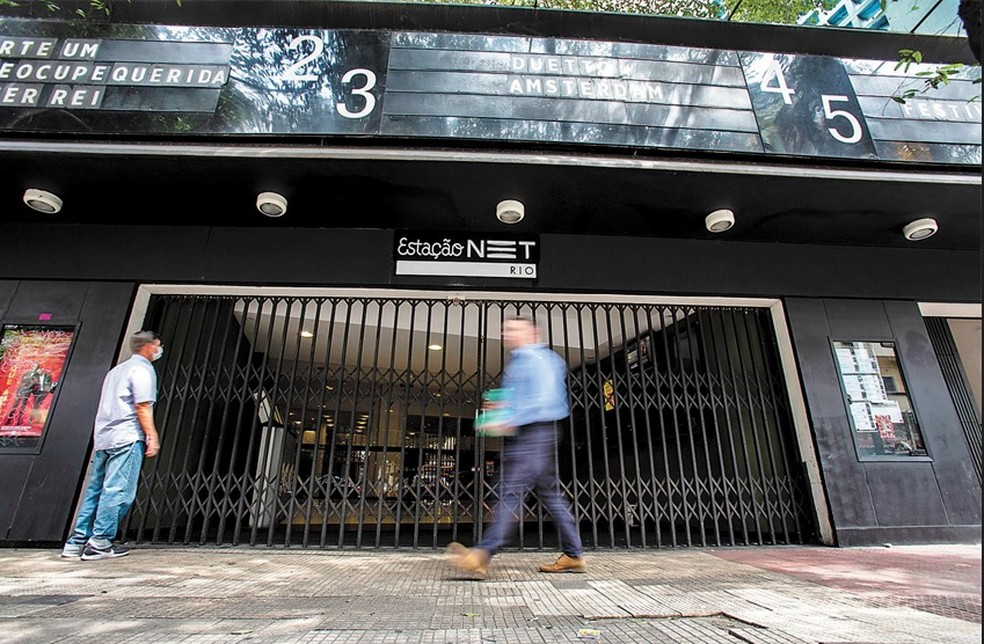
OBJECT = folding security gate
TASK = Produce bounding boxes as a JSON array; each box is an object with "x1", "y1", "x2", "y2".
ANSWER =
[{"x1": 124, "y1": 292, "x2": 817, "y2": 549}]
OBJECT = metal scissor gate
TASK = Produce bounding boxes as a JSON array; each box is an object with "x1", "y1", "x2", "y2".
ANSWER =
[{"x1": 125, "y1": 292, "x2": 817, "y2": 549}]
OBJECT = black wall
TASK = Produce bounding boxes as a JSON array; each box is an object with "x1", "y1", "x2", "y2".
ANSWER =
[
  {"x1": 0, "y1": 224, "x2": 980, "y2": 302},
  {"x1": 0, "y1": 280, "x2": 135, "y2": 543},
  {"x1": 786, "y1": 298, "x2": 982, "y2": 545},
  {"x1": 0, "y1": 225, "x2": 980, "y2": 546}
]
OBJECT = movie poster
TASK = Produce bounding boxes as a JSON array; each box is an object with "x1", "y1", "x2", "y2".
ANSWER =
[{"x1": 0, "y1": 325, "x2": 75, "y2": 450}]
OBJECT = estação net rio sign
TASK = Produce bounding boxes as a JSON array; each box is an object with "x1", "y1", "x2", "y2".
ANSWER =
[{"x1": 394, "y1": 231, "x2": 539, "y2": 279}]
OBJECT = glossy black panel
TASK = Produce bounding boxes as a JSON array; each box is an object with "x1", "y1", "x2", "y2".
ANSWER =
[
  {"x1": 212, "y1": 28, "x2": 389, "y2": 135},
  {"x1": 536, "y1": 39, "x2": 740, "y2": 66},
  {"x1": 386, "y1": 70, "x2": 751, "y2": 110},
  {"x1": 391, "y1": 32, "x2": 530, "y2": 53},
  {"x1": 850, "y1": 74, "x2": 981, "y2": 101},
  {"x1": 867, "y1": 119, "x2": 982, "y2": 145},
  {"x1": 873, "y1": 141, "x2": 982, "y2": 164},
  {"x1": 381, "y1": 115, "x2": 763, "y2": 152},
  {"x1": 857, "y1": 95, "x2": 983, "y2": 123},
  {"x1": 98, "y1": 87, "x2": 221, "y2": 112},
  {"x1": 95, "y1": 39, "x2": 233, "y2": 64},
  {"x1": 742, "y1": 52, "x2": 877, "y2": 159}
]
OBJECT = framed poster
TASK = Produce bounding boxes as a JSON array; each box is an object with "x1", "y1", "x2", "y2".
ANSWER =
[{"x1": 0, "y1": 324, "x2": 76, "y2": 452}]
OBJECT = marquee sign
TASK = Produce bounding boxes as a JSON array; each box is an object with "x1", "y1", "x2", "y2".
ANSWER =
[
  {"x1": 0, "y1": 19, "x2": 979, "y2": 165},
  {"x1": 394, "y1": 231, "x2": 540, "y2": 279}
]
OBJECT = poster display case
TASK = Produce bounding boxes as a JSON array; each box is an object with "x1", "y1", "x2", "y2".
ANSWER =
[
  {"x1": 832, "y1": 340, "x2": 928, "y2": 459},
  {"x1": 0, "y1": 324, "x2": 76, "y2": 453}
]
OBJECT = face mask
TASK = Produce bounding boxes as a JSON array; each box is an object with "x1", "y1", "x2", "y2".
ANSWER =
[{"x1": 152, "y1": 346, "x2": 164, "y2": 362}]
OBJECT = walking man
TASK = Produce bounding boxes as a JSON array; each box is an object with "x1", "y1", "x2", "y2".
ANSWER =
[
  {"x1": 447, "y1": 317, "x2": 585, "y2": 579},
  {"x1": 61, "y1": 331, "x2": 163, "y2": 560}
]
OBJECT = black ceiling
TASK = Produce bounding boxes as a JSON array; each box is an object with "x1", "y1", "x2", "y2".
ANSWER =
[{"x1": 0, "y1": 141, "x2": 979, "y2": 251}]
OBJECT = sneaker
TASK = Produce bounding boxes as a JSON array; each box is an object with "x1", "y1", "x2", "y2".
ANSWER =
[
  {"x1": 445, "y1": 542, "x2": 489, "y2": 580},
  {"x1": 538, "y1": 553, "x2": 587, "y2": 573},
  {"x1": 60, "y1": 543, "x2": 84, "y2": 558},
  {"x1": 80, "y1": 543, "x2": 130, "y2": 561}
]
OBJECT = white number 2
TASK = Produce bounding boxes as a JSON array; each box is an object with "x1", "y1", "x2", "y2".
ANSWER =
[
  {"x1": 821, "y1": 95, "x2": 863, "y2": 144},
  {"x1": 282, "y1": 35, "x2": 323, "y2": 82},
  {"x1": 336, "y1": 68, "x2": 377, "y2": 119}
]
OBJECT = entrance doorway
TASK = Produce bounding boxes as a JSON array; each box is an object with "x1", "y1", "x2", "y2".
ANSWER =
[
  {"x1": 925, "y1": 314, "x2": 982, "y2": 485},
  {"x1": 124, "y1": 290, "x2": 818, "y2": 549}
]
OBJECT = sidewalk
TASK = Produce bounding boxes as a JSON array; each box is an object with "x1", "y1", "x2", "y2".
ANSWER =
[{"x1": 0, "y1": 543, "x2": 980, "y2": 643}]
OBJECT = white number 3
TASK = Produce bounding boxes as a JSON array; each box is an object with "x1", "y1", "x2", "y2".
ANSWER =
[
  {"x1": 337, "y1": 68, "x2": 377, "y2": 119},
  {"x1": 821, "y1": 95, "x2": 863, "y2": 144}
]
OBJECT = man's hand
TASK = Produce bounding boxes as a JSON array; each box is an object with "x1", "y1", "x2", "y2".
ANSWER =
[{"x1": 145, "y1": 435, "x2": 160, "y2": 458}]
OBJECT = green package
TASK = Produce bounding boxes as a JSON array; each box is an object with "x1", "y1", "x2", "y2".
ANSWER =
[{"x1": 475, "y1": 388, "x2": 514, "y2": 437}]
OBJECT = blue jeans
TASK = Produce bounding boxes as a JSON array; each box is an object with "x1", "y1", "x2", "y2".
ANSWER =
[
  {"x1": 477, "y1": 422, "x2": 583, "y2": 558},
  {"x1": 67, "y1": 441, "x2": 144, "y2": 549}
]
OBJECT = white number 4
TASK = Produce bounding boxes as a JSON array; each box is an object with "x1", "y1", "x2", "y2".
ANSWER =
[
  {"x1": 760, "y1": 58, "x2": 795, "y2": 105},
  {"x1": 821, "y1": 95, "x2": 863, "y2": 144}
]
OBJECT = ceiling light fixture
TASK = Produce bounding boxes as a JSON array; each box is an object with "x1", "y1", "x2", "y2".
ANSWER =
[
  {"x1": 496, "y1": 199, "x2": 525, "y2": 224},
  {"x1": 705, "y1": 209, "x2": 735, "y2": 233},
  {"x1": 428, "y1": 344, "x2": 443, "y2": 351},
  {"x1": 23, "y1": 188, "x2": 63, "y2": 214},
  {"x1": 902, "y1": 217, "x2": 938, "y2": 241},
  {"x1": 256, "y1": 191, "x2": 288, "y2": 217},
  {"x1": 300, "y1": 330, "x2": 313, "y2": 338}
]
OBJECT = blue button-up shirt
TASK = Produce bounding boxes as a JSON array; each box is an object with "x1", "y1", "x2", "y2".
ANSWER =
[
  {"x1": 93, "y1": 354, "x2": 157, "y2": 451},
  {"x1": 501, "y1": 343, "x2": 569, "y2": 428}
]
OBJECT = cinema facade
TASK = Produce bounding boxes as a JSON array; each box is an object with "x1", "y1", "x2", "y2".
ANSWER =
[{"x1": 0, "y1": 2, "x2": 979, "y2": 551}]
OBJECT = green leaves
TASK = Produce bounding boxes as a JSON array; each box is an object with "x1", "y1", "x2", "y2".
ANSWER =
[
  {"x1": 22, "y1": 0, "x2": 188, "y2": 20},
  {"x1": 891, "y1": 49, "x2": 980, "y2": 104},
  {"x1": 895, "y1": 48, "x2": 923, "y2": 72}
]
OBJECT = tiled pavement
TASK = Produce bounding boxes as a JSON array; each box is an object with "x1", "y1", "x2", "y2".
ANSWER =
[{"x1": 0, "y1": 544, "x2": 979, "y2": 643}]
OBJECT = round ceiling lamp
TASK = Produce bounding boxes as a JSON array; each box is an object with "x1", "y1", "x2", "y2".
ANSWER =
[
  {"x1": 496, "y1": 199, "x2": 525, "y2": 224},
  {"x1": 256, "y1": 192, "x2": 288, "y2": 217},
  {"x1": 23, "y1": 188, "x2": 63, "y2": 214},
  {"x1": 902, "y1": 218, "x2": 938, "y2": 241},
  {"x1": 705, "y1": 208, "x2": 735, "y2": 233}
]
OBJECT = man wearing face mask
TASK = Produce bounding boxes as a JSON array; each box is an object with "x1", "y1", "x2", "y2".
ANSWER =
[{"x1": 61, "y1": 331, "x2": 163, "y2": 560}]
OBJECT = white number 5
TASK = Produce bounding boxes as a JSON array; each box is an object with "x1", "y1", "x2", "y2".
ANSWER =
[{"x1": 821, "y1": 95, "x2": 863, "y2": 144}]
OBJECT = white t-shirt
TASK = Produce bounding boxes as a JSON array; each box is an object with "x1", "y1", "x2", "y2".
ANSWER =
[{"x1": 92, "y1": 354, "x2": 157, "y2": 451}]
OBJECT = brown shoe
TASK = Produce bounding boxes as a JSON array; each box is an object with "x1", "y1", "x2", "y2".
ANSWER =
[
  {"x1": 538, "y1": 553, "x2": 587, "y2": 573},
  {"x1": 445, "y1": 542, "x2": 489, "y2": 580}
]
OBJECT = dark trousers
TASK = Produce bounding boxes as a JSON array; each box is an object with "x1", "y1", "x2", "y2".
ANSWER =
[{"x1": 476, "y1": 421, "x2": 583, "y2": 558}]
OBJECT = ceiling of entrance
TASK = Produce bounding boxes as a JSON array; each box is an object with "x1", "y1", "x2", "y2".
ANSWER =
[
  {"x1": 1, "y1": 144, "x2": 980, "y2": 251},
  {"x1": 233, "y1": 296, "x2": 678, "y2": 375}
]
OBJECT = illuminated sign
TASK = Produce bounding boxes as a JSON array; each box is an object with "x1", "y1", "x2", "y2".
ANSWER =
[{"x1": 394, "y1": 231, "x2": 539, "y2": 279}]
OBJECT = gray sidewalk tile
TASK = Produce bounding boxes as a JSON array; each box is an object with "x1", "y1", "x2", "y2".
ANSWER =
[{"x1": 0, "y1": 546, "x2": 979, "y2": 644}]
